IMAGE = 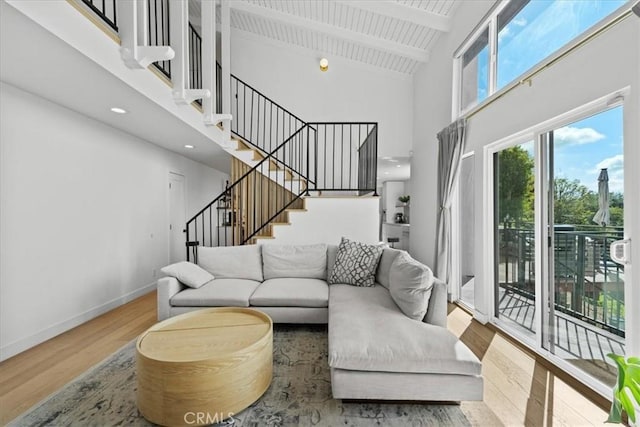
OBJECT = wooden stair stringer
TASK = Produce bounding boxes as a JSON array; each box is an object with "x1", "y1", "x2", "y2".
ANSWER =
[{"x1": 230, "y1": 156, "x2": 306, "y2": 246}]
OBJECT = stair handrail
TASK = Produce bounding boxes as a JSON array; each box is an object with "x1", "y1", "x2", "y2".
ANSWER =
[
  {"x1": 186, "y1": 125, "x2": 311, "y2": 225},
  {"x1": 185, "y1": 124, "x2": 313, "y2": 257},
  {"x1": 231, "y1": 75, "x2": 306, "y2": 124}
]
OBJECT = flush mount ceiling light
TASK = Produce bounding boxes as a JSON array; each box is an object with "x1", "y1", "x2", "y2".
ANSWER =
[
  {"x1": 319, "y1": 58, "x2": 329, "y2": 72},
  {"x1": 110, "y1": 107, "x2": 127, "y2": 114},
  {"x1": 184, "y1": 144, "x2": 195, "y2": 149}
]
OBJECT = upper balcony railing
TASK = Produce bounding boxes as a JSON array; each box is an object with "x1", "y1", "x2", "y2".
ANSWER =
[
  {"x1": 498, "y1": 226, "x2": 625, "y2": 336},
  {"x1": 147, "y1": 0, "x2": 171, "y2": 79},
  {"x1": 81, "y1": 0, "x2": 117, "y2": 31}
]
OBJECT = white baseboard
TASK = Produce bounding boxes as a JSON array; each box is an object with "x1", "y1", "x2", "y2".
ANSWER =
[{"x1": 0, "y1": 282, "x2": 157, "y2": 362}]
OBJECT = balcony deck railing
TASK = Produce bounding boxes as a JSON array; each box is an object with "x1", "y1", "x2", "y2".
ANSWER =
[{"x1": 498, "y1": 226, "x2": 625, "y2": 337}]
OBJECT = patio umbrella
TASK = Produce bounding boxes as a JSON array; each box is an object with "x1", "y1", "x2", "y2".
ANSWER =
[{"x1": 592, "y1": 168, "x2": 610, "y2": 226}]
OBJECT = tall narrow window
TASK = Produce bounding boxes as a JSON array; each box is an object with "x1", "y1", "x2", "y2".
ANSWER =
[
  {"x1": 497, "y1": 0, "x2": 626, "y2": 89},
  {"x1": 460, "y1": 28, "x2": 490, "y2": 112},
  {"x1": 456, "y1": 0, "x2": 626, "y2": 115}
]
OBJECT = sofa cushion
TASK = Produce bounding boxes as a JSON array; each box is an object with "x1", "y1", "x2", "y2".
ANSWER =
[
  {"x1": 328, "y1": 284, "x2": 481, "y2": 376},
  {"x1": 170, "y1": 278, "x2": 261, "y2": 307},
  {"x1": 375, "y1": 247, "x2": 404, "y2": 289},
  {"x1": 328, "y1": 237, "x2": 383, "y2": 287},
  {"x1": 249, "y1": 278, "x2": 328, "y2": 308},
  {"x1": 327, "y1": 244, "x2": 338, "y2": 279},
  {"x1": 197, "y1": 245, "x2": 263, "y2": 282},
  {"x1": 160, "y1": 261, "x2": 214, "y2": 289},
  {"x1": 262, "y1": 244, "x2": 327, "y2": 280},
  {"x1": 389, "y1": 252, "x2": 434, "y2": 320}
]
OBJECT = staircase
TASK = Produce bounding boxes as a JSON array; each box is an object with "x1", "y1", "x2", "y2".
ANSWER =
[
  {"x1": 175, "y1": 20, "x2": 379, "y2": 258},
  {"x1": 185, "y1": 73, "x2": 378, "y2": 259}
]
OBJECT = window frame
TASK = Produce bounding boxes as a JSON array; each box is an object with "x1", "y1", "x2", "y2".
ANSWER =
[
  {"x1": 481, "y1": 88, "x2": 630, "y2": 398},
  {"x1": 452, "y1": 0, "x2": 630, "y2": 119}
]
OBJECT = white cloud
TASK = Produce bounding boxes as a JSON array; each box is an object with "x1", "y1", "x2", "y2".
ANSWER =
[
  {"x1": 554, "y1": 126, "x2": 605, "y2": 145},
  {"x1": 512, "y1": 17, "x2": 527, "y2": 27},
  {"x1": 498, "y1": 26, "x2": 511, "y2": 43},
  {"x1": 595, "y1": 154, "x2": 623, "y2": 172},
  {"x1": 590, "y1": 155, "x2": 624, "y2": 193}
]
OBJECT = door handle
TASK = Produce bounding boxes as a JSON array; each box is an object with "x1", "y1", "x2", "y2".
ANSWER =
[{"x1": 610, "y1": 239, "x2": 631, "y2": 265}]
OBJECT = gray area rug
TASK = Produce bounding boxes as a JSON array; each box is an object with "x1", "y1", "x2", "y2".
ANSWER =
[{"x1": 11, "y1": 325, "x2": 493, "y2": 426}]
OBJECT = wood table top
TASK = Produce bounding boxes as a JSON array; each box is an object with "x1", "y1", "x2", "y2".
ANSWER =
[{"x1": 137, "y1": 308, "x2": 272, "y2": 362}]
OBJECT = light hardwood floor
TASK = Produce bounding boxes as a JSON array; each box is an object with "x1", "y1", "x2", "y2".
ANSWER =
[{"x1": 0, "y1": 291, "x2": 610, "y2": 426}]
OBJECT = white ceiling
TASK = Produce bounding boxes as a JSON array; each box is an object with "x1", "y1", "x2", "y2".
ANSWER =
[
  {"x1": 0, "y1": 2, "x2": 231, "y2": 174},
  {"x1": 378, "y1": 156, "x2": 411, "y2": 182},
  {"x1": 191, "y1": 0, "x2": 458, "y2": 74}
]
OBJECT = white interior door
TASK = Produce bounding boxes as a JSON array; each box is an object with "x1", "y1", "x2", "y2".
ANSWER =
[{"x1": 169, "y1": 172, "x2": 186, "y2": 263}]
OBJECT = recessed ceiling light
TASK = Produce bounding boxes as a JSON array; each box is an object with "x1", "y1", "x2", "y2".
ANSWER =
[
  {"x1": 388, "y1": 159, "x2": 399, "y2": 163},
  {"x1": 384, "y1": 171, "x2": 389, "y2": 175},
  {"x1": 396, "y1": 165, "x2": 401, "y2": 168},
  {"x1": 184, "y1": 144, "x2": 195, "y2": 149},
  {"x1": 110, "y1": 107, "x2": 127, "y2": 114},
  {"x1": 382, "y1": 156, "x2": 392, "y2": 160}
]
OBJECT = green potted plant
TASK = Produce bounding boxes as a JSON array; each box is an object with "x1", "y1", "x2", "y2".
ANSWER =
[
  {"x1": 607, "y1": 353, "x2": 640, "y2": 425},
  {"x1": 398, "y1": 195, "x2": 410, "y2": 205}
]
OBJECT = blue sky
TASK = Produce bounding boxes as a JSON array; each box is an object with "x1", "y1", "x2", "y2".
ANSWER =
[{"x1": 495, "y1": 0, "x2": 626, "y2": 193}]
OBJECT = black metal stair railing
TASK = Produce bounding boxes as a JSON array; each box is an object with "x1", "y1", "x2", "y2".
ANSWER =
[
  {"x1": 231, "y1": 75, "x2": 306, "y2": 155},
  {"x1": 185, "y1": 125, "x2": 316, "y2": 259},
  {"x1": 185, "y1": 121, "x2": 379, "y2": 256}
]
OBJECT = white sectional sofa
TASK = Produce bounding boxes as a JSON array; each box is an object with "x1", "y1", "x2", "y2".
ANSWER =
[{"x1": 156, "y1": 242, "x2": 483, "y2": 402}]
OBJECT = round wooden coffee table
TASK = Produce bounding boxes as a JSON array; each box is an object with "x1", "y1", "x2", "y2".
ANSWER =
[{"x1": 136, "y1": 308, "x2": 273, "y2": 426}]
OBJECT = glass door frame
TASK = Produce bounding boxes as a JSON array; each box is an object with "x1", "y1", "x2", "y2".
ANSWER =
[{"x1": 482, "y1": 88, "x2": 634, "y2": 398}]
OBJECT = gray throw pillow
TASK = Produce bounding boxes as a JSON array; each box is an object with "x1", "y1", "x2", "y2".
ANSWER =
[
  {"x1": 389, "y1": 253, "x2": 434, "y2": 320},
  {"x1": 161, "y1": 261, "x2": 214, "y2": 289},
  {"x1": 328, "y1": 237, "x2": 383, "y2": 287}
]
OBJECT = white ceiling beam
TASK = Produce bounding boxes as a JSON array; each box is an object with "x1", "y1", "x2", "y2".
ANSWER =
[
  {"x1": 335, "y1": 0, "x2": 451, "y2": 33},
  {"x1": 229, "y1": 1, "x2": 429, "y2": 63}
]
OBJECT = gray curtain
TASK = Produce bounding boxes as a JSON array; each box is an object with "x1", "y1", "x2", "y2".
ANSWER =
[{"x1": 435, "y1": 118, "x2": 467, "y2": 287}]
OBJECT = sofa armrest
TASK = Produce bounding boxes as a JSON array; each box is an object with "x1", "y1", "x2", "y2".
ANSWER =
[
  {"x1": 157, "y1": 276, "x2": 185, "y2": 321},
  {"x1": 424, "y1": 278, "x2": 447, "y2": 327}
]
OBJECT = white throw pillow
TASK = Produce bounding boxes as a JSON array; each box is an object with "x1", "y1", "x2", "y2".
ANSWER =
[
  {"x1": 328, "y1": 237, "x2": 384, "y2": 287},
  {"x1": 197, "y1": 245, "x2": 264, "y2": 282},
  {"x1": 262, "y1": 243, "x2": 328, "y2": 280},
  {"x1": 161, "y1": 261, "x2": 214, "y2": 289},
  {"x1": 389, "y1": 253, "x2": 434, "y2": 320}
]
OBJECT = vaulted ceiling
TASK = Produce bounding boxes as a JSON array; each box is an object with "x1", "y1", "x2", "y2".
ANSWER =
[{"x1": 190, "y1": 0, "x2": 459, "y2": 74}]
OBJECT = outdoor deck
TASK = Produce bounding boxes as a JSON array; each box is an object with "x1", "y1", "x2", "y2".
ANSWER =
[{"x1": 497, "y1": 286, "x2": 624, "y2": 386}]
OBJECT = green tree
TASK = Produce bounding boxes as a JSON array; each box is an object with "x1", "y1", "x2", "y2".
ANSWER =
[
  {"x1": 497, "y1": 146, "x2": 534, "y2": 226},
  {"x1": 553, "y1": 178, "x2": 598, "y2": 225}
]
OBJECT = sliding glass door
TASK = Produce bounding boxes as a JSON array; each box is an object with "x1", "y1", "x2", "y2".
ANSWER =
[
  {"x1": 542, "y1": 106, "x2": 625, "y2": 387},
  {"x1": 492, "y1": 102, "x2": 627, "y2": 390},
  {"x1": 494, "y1": 141, "x2": 536, "y2": 341}
]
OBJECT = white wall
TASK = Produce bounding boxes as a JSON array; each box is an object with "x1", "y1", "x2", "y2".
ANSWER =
[
  {"x1": 410, "y1": 2, "x2": 640, "y2": 334},
  {"x1": 0, "y1": 83, "x2": 228, "y2": 360},
  {"x1": 230, "y1": 32, "x2": 414, "y2": 159},
  {"x1": 409, "y1": 0, "x2": 493, "y2": 269},
  {"x1": 264, "y1": 197, "x2": 379, "y2": 246}
]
